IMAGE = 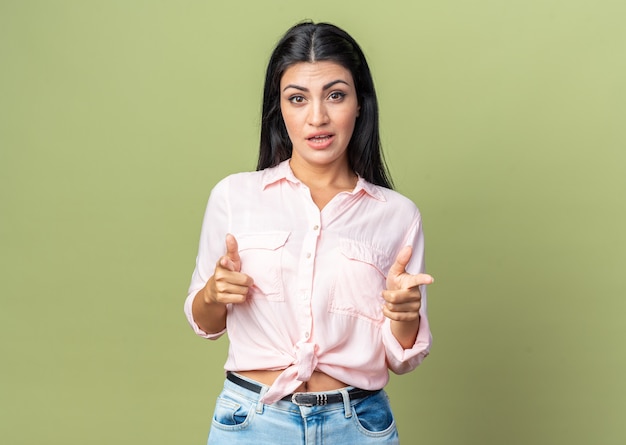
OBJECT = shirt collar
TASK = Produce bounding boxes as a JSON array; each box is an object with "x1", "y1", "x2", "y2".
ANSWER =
[
  {"x1": 353, "y1": 176, "x2": 386, "y2": 201},
  {"x1": 261, "y1": 159, "x2": 299, "y2": 188},
  {"x1": 261, "y1": 159, "x2": 386, "y2": 201}
]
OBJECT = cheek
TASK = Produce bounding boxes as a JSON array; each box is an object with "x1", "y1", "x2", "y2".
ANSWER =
[
  {"x1": 338, "y1": 113, "x2": 358, "y2": 137},
  {"x1": 336, "y1": 103, "x2": 359, "y2": 133},
  {"x1": 280, "y1": 108, "x2": 299, "y2": 137}
]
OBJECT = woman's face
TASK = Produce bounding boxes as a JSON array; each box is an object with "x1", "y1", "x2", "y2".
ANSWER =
[{"x1": 280, "y1": 61, "x2": 360, "y2": 172}]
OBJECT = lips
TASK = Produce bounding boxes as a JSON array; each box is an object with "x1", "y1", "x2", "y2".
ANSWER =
[
  {"x1": 307, "y1": 133, "x2": 333, "y2": 141},
  {"x1": 309, "y1": 135, "x2": 331, "y2": 141},
  {"x1": 306, "y1": 133, "x2": 335, "y2": 149}
]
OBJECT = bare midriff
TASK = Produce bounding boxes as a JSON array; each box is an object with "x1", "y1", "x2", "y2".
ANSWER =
[{"x1": 237, "y1": 369, "x2": 348, "y2": 393}]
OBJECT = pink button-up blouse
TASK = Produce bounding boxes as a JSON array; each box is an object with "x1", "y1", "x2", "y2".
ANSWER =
[{"x1": 184, "y1": 160, "x2": 431, "y2": 404}]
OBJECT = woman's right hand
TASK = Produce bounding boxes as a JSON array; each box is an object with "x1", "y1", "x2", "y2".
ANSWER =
[{"x1": 203, "y1": 233, "x2": 254, "y2": 305}]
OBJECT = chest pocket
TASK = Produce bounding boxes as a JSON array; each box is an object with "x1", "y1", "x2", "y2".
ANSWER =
[
  {"x1": 237, "y1": 231, "x2": 290, "y2": 301},
  {"x1": 329, "y1": 238, "x2": 393, "y2": 324}
]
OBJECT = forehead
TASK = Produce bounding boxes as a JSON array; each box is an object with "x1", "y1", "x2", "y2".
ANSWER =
[{"x1": 280, "y1": 61, "x2": 354, "y2": 87}]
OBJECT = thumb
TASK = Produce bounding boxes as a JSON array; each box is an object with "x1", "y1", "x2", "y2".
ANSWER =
[
  {"x1": 388, "y1": 245, "x2": 412, "y2": 279},
  {"x1": 387, "y1": 246, "x2": 435, "y2": 290},
  {"x1": 221, "y1": 233, "x2": 241, "y2": 272}
]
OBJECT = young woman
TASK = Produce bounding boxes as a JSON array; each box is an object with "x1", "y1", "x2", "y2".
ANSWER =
[{"x1": 184, "y1": 21, "x2": 434, "y2": 444}]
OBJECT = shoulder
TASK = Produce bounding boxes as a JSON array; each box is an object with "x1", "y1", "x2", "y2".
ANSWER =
[
  {"x1": 210, "y1": 169, "x2": 265, "y2": 194},
  {"x1": 208, "y1": 164, "x2": 287, "y2": 200},
  {"x1": 365, "y1": 182, "x2": 422, "y2": 220}
]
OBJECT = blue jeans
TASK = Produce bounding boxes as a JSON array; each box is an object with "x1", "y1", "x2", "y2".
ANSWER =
[{"x1": 207, "y1": 373, "x2": 399, "y2": 444}]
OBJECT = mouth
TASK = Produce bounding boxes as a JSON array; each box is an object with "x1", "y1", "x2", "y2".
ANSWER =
[
  {"x1": 306, "y1": 133, "x2": 335, "y2": 148},
  {"x1": 307, "y1": 133, "x2": 333, "y2": 141}
]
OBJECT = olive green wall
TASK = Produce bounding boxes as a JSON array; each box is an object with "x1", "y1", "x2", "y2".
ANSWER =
[{"x1": 1, "y1": 1, "x2": 624, "y2": 444}]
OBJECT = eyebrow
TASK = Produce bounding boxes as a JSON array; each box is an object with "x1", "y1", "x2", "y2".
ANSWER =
[{"x1": 282, "y1": 79, "x2": 350, "y2": 93}]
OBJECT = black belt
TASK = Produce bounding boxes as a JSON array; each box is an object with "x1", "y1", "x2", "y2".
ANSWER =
[{"x1": 226, "y1": 372, "x2": 380, "y2": 406}]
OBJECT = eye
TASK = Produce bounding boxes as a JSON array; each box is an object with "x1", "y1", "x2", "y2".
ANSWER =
[
  {"x1": 328, "y1": 91, "x2": 346, "y2": 101},
  {"x1": 288, "y1": 95, "x2": 306, "y2": 104}
]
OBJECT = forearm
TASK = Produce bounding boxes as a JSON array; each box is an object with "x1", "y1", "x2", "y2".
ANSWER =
[
  {"x1": 390, "y1": 317, "x2": 420, "y2": 349},
  {"x1": 191, "y1": 278, "x2": 228, "y2": 334}
]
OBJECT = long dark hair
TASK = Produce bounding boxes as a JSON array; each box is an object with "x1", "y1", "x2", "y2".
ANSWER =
[{"x1": 257, "y1": 21, "x2": 393, "y2": 189}]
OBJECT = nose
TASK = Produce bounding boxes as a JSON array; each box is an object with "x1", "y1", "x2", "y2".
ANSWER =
[{"x1": 307, "y1": 101, "x2": 329, "y2": 127}]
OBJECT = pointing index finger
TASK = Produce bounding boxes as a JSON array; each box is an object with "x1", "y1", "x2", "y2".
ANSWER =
[{"x1": 223, "y1": 233, "x2": 241, "y2": 272}]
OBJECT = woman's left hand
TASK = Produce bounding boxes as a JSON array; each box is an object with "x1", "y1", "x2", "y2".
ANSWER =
[{"x1": 383, "y1": 246, "x2": 434, "y2": 323}]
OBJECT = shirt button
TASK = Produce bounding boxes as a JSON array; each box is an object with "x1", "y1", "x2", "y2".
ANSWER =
[
  {"x1": 304, "y1": 332, "x2": 310, "y2": 339},
  {"x1": 306, "y1": 253, "x2": 311, "y2": 259},
  {"x1": 313, "y1": 225, "x2": 319, "y2": 231}
]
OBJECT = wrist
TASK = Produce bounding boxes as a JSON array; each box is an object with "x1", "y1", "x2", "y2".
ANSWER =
[
  {"x1": 192, "y1": 283, "x2": 228, "y2": 335},
  {"x1": 202, "y1": 277, "x2": 220, "y2": 305},
  {"x1": 390, "y1": 316, "x2": 420, "y2": 349}
]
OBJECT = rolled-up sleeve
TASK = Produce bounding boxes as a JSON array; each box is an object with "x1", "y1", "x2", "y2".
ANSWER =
[
  {"x1": 183, "y1": 177, "x2": 231, "y2": 340},
  {"x1": 382, "y1": 294, "x2": 431, "y2": 373},
  {"x1": 382, "y1": 211, "x2": 432, "y2": 373}
]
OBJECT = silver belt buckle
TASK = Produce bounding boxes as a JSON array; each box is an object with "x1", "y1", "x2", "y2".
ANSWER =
[
  {"x1": 291, "y1": 393, "x2": 312, "y2": 407},
  {"x1": 291, "y1": 393, "x2": 328, "y2": 406}
]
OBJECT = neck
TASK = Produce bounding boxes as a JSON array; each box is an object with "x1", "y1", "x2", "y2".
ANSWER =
[{"x1": 289, "y1": 158, "x2": 357, "y2": 191}]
